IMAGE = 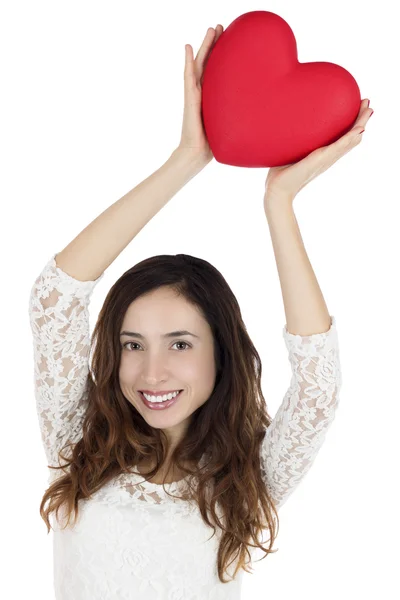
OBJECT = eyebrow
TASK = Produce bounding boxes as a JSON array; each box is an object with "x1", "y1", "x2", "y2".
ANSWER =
[{"x1": 119, "y1": 330, "x2": 200, "y2": 340}]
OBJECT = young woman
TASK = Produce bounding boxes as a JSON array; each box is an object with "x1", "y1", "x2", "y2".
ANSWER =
[{"x1": 29, "y1": 25, "x2": 373, "y2": 600}]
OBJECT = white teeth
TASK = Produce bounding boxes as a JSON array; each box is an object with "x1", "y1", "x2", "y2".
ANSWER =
[{"x1": 142, "y1": 390, "x2": 181, "y2": 403}]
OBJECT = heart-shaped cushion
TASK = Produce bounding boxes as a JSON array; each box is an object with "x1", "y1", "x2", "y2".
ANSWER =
[{"x1": 201, "y1": 11, "x2": 361, "y2": 167}]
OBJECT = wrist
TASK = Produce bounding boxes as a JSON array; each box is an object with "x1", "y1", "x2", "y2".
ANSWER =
[
  {"x1": 172, "y1": 147, "x2": 211, "y2": 171},
  {"x1": 264, "y1": 190, "x2": 295, "y2": 213}
]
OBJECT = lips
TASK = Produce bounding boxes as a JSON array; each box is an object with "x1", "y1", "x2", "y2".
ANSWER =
[{"x1": 139, "y1": 389, "x2": 183, "y2": 410}]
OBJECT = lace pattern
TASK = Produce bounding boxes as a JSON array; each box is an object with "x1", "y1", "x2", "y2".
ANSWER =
[{"x1": 262, "y1": 315, "x2": 342, "y2": 509}]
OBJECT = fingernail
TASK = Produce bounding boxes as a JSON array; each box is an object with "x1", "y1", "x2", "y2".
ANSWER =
[
  {"x1": 359, "y1": 129, "x2": 365, "y2": 134},
  {"x1": 367, "y1": 100, "x2": 370, "y2": 107},
  {"x1": 370, "y1": 110, "x2": 374, "y2": 117}
]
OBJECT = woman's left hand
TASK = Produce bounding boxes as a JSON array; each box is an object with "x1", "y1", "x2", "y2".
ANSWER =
[
  {"x1": 177, "y1": 25, "x2": 224, "y2": 165},
  {"x1": 264, "y1": 98, "x2": 374, "y2": 203}
]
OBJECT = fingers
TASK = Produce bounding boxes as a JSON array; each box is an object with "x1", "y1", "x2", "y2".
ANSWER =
[
  {"x1": 193, "y1": 28, "x2": 214, "y2": 68},
  {"x1": 184, "y1": 45, "x2": 195, "y2": 85},
  {"x1": 358, "y1": 102, "x2": 374, "y2": 129},
  {"x1": 325, "y1": 102, "x2": 372, "y2": 157},
  {"x1": 331, "y1": 99, "x2": 373, "y2": 148},
  {"x1": 196, "y1": 25, "x2": 223, "y2": 70},
  {"x1": 354, "y1": 98, "x2": 373, "y2": 131},
  {"x1": 184, "y1": 25, "x2": 223, "y2": 90},
  {"x1": 184, "y1": 28, "x2": 215, "y2": 79},
  {"x1": 356, "y1": 98, "x2": 369, "y2": 120}
]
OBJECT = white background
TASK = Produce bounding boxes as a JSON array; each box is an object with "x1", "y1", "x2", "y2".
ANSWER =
[{"x1": 1, "y1": 0, "x2": 398, "y2": 598}]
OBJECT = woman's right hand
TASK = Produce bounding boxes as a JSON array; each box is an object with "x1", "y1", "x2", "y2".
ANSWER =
[
  {"x1": 177, "y1": 25, "x2": 224, "y2": 166},
  {"x1": 264, "y1": 99, "x2": 373, "y2": 203}
]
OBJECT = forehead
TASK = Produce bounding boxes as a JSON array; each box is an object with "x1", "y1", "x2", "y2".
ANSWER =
[{"x1": 122, "y1": 288, "x2": 203, "y2": 326}]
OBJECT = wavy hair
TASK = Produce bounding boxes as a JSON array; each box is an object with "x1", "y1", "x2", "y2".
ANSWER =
[{"x1": 39, "y1": 253, "x2": 280, "y2": 583}]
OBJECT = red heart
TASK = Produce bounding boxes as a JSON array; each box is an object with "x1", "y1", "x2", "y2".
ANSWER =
[{"x1": 202, "y1": 11, "x2": 361, "y2": 167}]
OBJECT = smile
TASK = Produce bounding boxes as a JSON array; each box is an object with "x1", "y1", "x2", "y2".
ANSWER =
[{"x1": 139, "y1": 390, "x2": 183, "y2": 410}]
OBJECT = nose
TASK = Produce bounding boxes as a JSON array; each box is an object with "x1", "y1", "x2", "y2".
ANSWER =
[{"x1": 141, "y1": 353, "x2": 169, "y2": 385}]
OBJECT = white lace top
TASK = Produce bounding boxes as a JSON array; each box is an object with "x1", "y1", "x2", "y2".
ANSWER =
[{"x1": 29, "y1": 253, "x2": 342, "y2": 600}]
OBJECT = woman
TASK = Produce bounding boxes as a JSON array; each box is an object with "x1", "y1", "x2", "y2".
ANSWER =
[{"x1": 29, "y1": 25, "x2": 373, "y2": 600}]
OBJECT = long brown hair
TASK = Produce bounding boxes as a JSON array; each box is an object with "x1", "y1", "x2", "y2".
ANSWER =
[{"x1": 40, "y1": 253, "x2": 280, "y2": 583}]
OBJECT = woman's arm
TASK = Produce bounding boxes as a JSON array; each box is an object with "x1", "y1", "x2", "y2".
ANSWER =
[
  {"x1": 55, "y1": 149, "x2": 206, "y2": 282},
  {"x1": 55, "y1": 25, "x2": 226, "y2": 282},
  {"x1": 264, "y1": 193, "x2": 331, "y2": 336},
  {"x1": 262, "y1": 100, "x2": 373, "y2": 336}
]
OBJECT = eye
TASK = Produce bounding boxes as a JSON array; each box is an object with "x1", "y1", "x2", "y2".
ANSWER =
[
  {"x1": 122, "y1": 341, "x2": 191, "y2": 351},
  {"x1": 122, "y1": 342, "x2": 140, "y2": 351}
]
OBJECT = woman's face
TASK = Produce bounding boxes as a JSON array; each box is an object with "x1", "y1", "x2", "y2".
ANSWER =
[{"x1": 118, "y1": 287, "x2": 217, "y2": 449}]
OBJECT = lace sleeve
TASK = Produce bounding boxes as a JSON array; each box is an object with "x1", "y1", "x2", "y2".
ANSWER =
[
  {"x1": 260, "y1": 316, "x2": 342, "y2": 510},
  {"x1": 28, "y1": 254, "x2": 105, "y2": 476}
]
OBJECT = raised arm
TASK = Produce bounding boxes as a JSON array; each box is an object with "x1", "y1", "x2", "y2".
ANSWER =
[
  {"x1": 29, "y1": 25, "x2": 222, "y2": 479},
  {"x1": 259, "y1": 191, "x2": 342, "y2": 509},
  {"x1": 29, "y1": 149, "x2": 206, "y2": 479},
  {"x1": 55, "y1": 149, "x2": 206, "y2": 282}
]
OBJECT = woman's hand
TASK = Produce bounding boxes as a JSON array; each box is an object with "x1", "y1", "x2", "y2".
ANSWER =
[
  {"x1": 177, "y1": 25, "x2": 224, "y2": 165},
  {"x1": 264, "y1": 98, "x2": 374, "y2": 205}
]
